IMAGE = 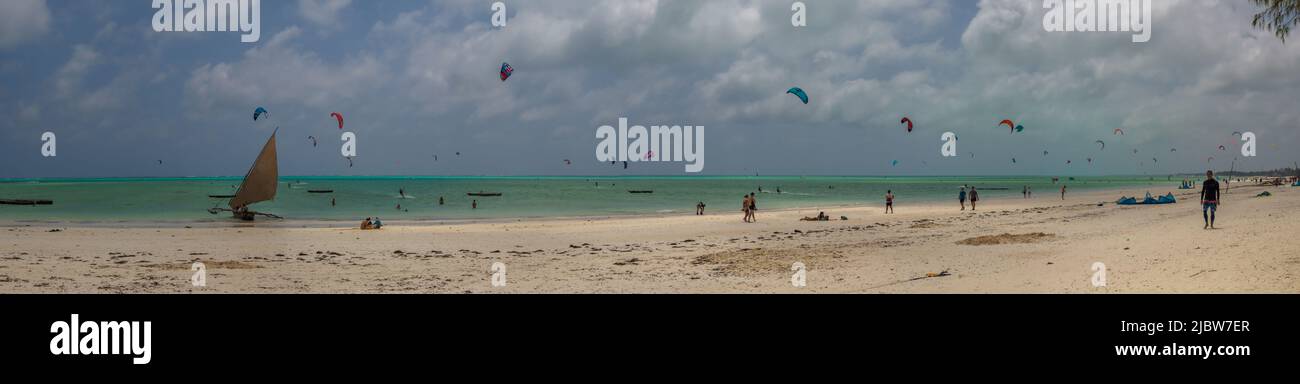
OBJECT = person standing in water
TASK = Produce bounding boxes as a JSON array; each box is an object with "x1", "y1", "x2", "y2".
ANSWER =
[
  {"x1": 969, "y1": 187, "x2": 979, "y2": 211},
  {"x1": 884, "y1": 190, "x2": 894, "y2": 214},
  {"x1": 1027, "y1": 186, "x2": 1032, "y2": 199},
  {"x1": 472, "y1": 200, "x2": 478, "y2": 209},
  {"x1": 439, "y1": 196, "x2": 445, "y2": 205},
  {"x1": 399, "y1": 188, "x2": 405, "y2": 198},
  {"x1": 959, "y1": 187, "x2": 967, "y2": 211},
  {"x1": 1200, "y1": 170, "x2": 1222, "y2": 229}
]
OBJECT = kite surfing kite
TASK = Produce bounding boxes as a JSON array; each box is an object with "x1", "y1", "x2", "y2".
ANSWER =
[
  {"x1": 1113, "y1": 128, "x2": 1124, "y2": 135},
  {"x1": 1170, "y1": 148, "x2": 1177, "y2": 152},
  {"x1": 1066, "y1": 160, "x2": 1072, "y2": 165},
  {"x1": 1232, "y1": 131, "x2": 1242, "y2": 137},
  {"x1": 1218, "y1": 145, "x2": 1227, "y2": 151},
  {"x1": 891, "y1": 160, "x2": 900, "y2": 167},
  {"x1": 500, "y1": 62, "x2": 514, "y2": 82},
  {"x1": 787, "y1": 87, "x2": 809, "y2": 104},
  {"x1": 564, "y1": 159, "x2": 572, "y2": 165},
  {"x1": 307, "y1": 136, "x2": 317, "y2": 147},
  {"x1": 253, "y1": 107, "x2": 268, "y2": 121},
  {"x1": 1015, "y1": 125, "x2": 1025, "y2": 133},
  {"x1": 345, "y1": 157, "x2": 354, "y2": 168},
  {"x1": 1087, "y1": 158, "x2": 1093, "y2": 164},
  {"x1": 999, "y1": 119, "x2": 1015, "y2": 133},
  {"x1": 1095, "y1": 140, "x2": 1106, "y2": 150},
  {"x1": 900, "y1": 117, "x2": 914, "y2": 133},
  {"x1": 1043, "y1": 150, "x2": 1049, "y2": 156},
  {"x1": 330, "y1": 112, "x2": 344, "y2": 130}
]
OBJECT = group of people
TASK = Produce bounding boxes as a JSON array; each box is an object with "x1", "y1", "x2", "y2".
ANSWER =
[
  {"x1": 959, "y1": 186, "x2": 979, "y2": 211},
  {"x1": 727, "y1": 170, "x2": 1226, "y2": 229},
  {"x1": 741, "y1": 193, "x2": 758, "y2": 222},
  {"x1": 360, "y1": 217, "x2": 384, "y2": 230}
]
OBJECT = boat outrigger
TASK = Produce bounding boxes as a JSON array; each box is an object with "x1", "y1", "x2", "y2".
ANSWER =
[{"x1": 208, "y1": 129, "x2": 283, "y2": 221}]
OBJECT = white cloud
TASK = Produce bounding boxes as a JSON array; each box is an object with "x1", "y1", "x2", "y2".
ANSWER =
[
  {"x1": 55, "y1": 45, "x2": 99, "y2": 97},
  {"x1": 299, "y1": 0, "x2": 353, "y2": 26},
  {"x1": 0, "y1": 0, "x2": 51, "y2": 49}
]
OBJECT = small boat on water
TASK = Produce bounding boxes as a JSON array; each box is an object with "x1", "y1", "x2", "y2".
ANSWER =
[
  {"x1": 307, "y1": 190, "x2": 334, "y2": 194},
  {"x1": 0, "y1": 199, "x2": 53, "y2": 206},
  {"x1": 207, "y1": 194, "x2": 237, "y2": 199},
  {"x1": 628, "y1": 190, "x2": 654, "y2": 194},
  {"x1": 467, "y1": 192, "x2": 503, "y2": 197},
  {"x1": 207, "y1": 129, "x2": 282, "y2": 221}
]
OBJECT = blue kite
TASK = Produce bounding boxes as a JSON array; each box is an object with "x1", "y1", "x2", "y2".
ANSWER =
[
  {"x1": 786, "y1": 87, "x2": 809, "y2": 104},
  {"x1": 253, "y1": 107, "x2": 268, "y2": 121}
]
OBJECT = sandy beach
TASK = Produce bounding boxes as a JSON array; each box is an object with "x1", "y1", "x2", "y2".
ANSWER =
[{"x1": 2, "y1": 183, "x2": 1297, "y2": 293}]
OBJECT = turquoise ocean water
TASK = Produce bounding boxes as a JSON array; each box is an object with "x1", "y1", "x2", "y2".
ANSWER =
[{"x1": 0, "y1": 176, "x2": 1176, "y2": 224}]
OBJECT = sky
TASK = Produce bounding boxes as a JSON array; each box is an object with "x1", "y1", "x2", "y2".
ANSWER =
[{"x1": 1, "y1": 0, "x2": 1298, "y2": 178}]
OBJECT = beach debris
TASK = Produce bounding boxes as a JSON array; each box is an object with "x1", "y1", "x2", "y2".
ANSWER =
[
  {"x1": 253, "y1": 107, "x2": 268, "y2": 121},
  {"x1": 900, "y1": 117, "x2": 913, "y2": 132},
  {"x1": 330, "y1": 112, "x2": 344, "y2": 130},
  {"x1": 957, "y1": 233, "x2": 1057, "y2": 246},
  {"x1": 1256, "y1": 191, "x2": 1272, "y2": 197},
  {"x1": 786, "y1": 87, "x2": 809, "y2": 104}
]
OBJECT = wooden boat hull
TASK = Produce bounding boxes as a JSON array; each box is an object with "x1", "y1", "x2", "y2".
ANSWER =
[{"x1": 0, "y1": 199, "x2": 53, "y2": 206}]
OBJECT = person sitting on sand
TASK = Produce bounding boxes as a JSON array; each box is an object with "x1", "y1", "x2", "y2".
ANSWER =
[
  {"x1": 696, "y1": 202, "x2": 706, "y2": 215},
  {"x1": 361, "y1": 217, "x2": 373, "y2": 230},
  {"x1": 373, "y1": 217, "x2": 383, "y2": 229},
  {"x1": 801, "y1": 212, "x2": 830, "y2": 222},
  {"x1": 969, "y1": 187, "x2": 979, "y2": 211}
]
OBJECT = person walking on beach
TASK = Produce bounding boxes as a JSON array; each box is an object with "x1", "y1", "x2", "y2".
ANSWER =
[
  {"x1": 1027, "y1": 186, "x2": 1032, "y2": 199},
  {"x1": 749, "y1": 193, "x2": 758, "y2": 222},
  {"x1": 1201, "y1": 170, "x2": 1222, "y2": 229},
  {"x1": 959, "y1": 187, "x2": 967, "y2": 211},
  {"x1": 741, "y1": 195, "x2": 752, "y2": 222},
  {"x1": 969, "y1": 187, "x2": 979, "y2": 211},
  {"x1": 884, "y1": 190, "x2": 895, "y2": 214}
]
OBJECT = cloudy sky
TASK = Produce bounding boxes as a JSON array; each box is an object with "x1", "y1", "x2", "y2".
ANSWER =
[{"x1": 1, "y1": 0, "x2": 1297, "y2": 178}]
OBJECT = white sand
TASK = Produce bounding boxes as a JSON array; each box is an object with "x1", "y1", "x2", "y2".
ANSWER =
[{"x1": 2, "y1": 184, "x2": 1297, "y2": 293}]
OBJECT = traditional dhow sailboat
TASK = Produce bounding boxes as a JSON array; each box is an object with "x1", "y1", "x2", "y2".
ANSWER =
[{"x1": 208, "y1": 129, "x2": 282, "y2": 220}]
